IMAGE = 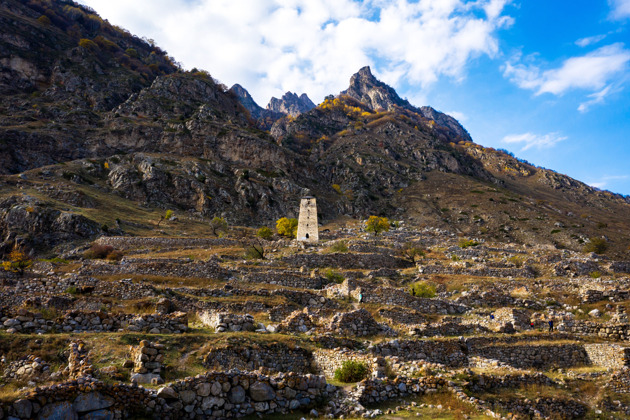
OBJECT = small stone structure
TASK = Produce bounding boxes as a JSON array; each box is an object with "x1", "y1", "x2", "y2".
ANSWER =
[
  {"x1": 296, "y1": 196, "x2": 318, "y2": 243},
  {"x1": 129, "y1": 340, "x2": 165, "y2": 385},
  {"x1": 64, "y1": 340, "x2": 93, "y2": 379},
  {"x1": 199, "y1": 311, "x2": 260, "y2": 332}
]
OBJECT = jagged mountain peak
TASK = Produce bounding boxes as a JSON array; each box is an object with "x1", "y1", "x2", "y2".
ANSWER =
[
  {"x1": 342, "y1": 66, "x2": 410, "y2": 112},
  {"x1": 342, "y1": 66, "x2": 471, "y2": 141},
  {"x1": 229, "y1": 84, "x2": 284, "y2": 129},
  {"x1": 267, "y1": 91, "x2": 315, "y2": 117},
  {"x1": 229, "y1": 84, "x2": 264, "y2": 118}
]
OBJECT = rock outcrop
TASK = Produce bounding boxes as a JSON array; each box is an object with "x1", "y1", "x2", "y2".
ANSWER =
[{"x1": 267, "y1": 91, "x2": 315, "y2": 116}]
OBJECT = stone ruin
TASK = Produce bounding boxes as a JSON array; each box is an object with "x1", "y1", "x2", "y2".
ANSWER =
[
  {"x1": 326, "y1": 308, "x2": 386, "y2": 337},
  {"x1": 128, "y1": 340, "x2": 166, "y2": 385},
  {"x1": 199, "y1": 311, "x2": 263, "y2": 333},
  {"x1": 64, "y1": 340, "x2": 93, "y2": 379}
]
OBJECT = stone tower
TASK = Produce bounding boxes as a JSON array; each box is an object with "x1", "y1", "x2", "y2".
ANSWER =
[{"x1": 297, "y1": 196, "x2": 318, "y2": 243}]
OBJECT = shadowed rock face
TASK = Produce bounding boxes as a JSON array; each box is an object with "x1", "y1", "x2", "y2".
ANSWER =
[
  {"x1": 267, "y1": 92, "x2": 316, "y2": 117},
  {"x1": 230, "y1": 84, "x2": 284, "y2": 129}
]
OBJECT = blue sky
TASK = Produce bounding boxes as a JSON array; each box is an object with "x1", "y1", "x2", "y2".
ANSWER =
[{"x1": 77, "y1": 0, "x2": 630, "y2": 195}]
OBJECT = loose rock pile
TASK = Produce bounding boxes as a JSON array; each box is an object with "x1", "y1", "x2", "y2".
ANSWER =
[{"x1": 326, "y1": 308, "x2": 385, "y2": 337}]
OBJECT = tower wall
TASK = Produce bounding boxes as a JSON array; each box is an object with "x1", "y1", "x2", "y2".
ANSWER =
[{"x1": 296, "y1": 197, "x2": 318, "y2": 243}]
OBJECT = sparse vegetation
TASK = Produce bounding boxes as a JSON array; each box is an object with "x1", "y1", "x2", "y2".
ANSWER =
[
  {"x1": 256, "y1": 226, "x2": 273, "y2": 241},
  {"x1": 333, "y1": 360, "x2": 368, "y2": 383},
  {"x1": 400, "y1": 242, "x2": 425, "y2": 263},
  {"x1": 2, "y1": 246, "x2": 32, "y2": 276},
  {"x1": 210, "y1": 216, "x2": 228, "y2": 237},
  {"x1": 365, "y1": 215, "x2": 389, "y2": 236},
  {"x1": 157, "y1": 209, "x2": 174, "y2": 227},
  {"x1": 324, "y1": 269, "x2": 344, "y2": 283},
  {"x1": 276, "y1": 217, "x2": 298, "y2": 238},
  {"x1": 584, "y1": 237, "x2": 608, "y2": 254},
  {"x1": 84, "y1": 244, "x2": 123, "y2": 261},
  {"x1": 458, "y1": 238, "x2": 479, "y2": 249},
  {"x1": 329, "y1": 241, "x2": 349, "y2": 253},
  {"x1": 409, "y1": 281, "x2": 437, "y2": 298}
]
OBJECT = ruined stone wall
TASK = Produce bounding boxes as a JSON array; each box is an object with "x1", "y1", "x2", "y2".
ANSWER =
[
  {"x1": 81, "y1": 258, "x2": 231, "y2": 280},
  {"x1": 611, "y1": 261, "x2": 630, "y2": 274},
  {"x1": 463, "y1": 372, "x2": 555, "y2": 392},
  {"x1": 606, "y1": 367, "x2": 630, "y2": 393},
  {"x1": 0, "y1": 371, "x2": 332, "y2": 420},
  {"x1": 202, "y1": 344, "x2": 313, "y2": 374},
  {"x1": 411, "y1": 321, "x2": 490, "y2": 337},
  {"x1": 199, "y1": 312, "x2": 259, "y2": 333},
  {"x1": 583, "y1": 344, "x2": 630, "y2": 368},
  {"x1": 282, "y1": 253, "x2": 412, "y2": 270},
  {"x1": 355, "y1": 377, "x2": 446, "y2": 405},
  {"x1": 237, "y1": 272, "x2": 324, "y2": 289},
  {"x1": 369, "y1": 339, "x2": 468, "y2": 367},
  {"x1": 0, "y1": 310, "x2": 188, "y2": 334},
  {"x1": 581, "y1": 288, "x2": 630, "y2": 303},
  {"x1": 469, "y1": 344, "x2": 590, "y2": 369},
  {"x1": 362, "y1": 286, "x2": 468, "y2": 315},
  {"x1": 95, "y1": 236, "x2": 238, "y2": 250},
  {"x1": 418, "y1": 263, "x2": 537, "y2": 278},
  {"x1": 560, "y1": 320, "x2": 630, "y2": 341}
]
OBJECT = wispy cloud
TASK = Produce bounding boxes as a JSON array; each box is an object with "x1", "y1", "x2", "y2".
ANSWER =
[
  {"x1": 609, "y1": 0, "x2": 630, "y2": 19},
  {"x1": 575, "y1": 34, "x2": 607, "y2": 47},
  {"x1": 578, "y1": 85, "x2": 616, "y2": 112},
  {"x1": 503, "y1": 43, "x2": 630, "y2": 111},
  {"x1": 588, "y1": 175, "x2": 629, "y2": 189},
  {"x1": 502, "y1": 132, "x2": 567, "y2": 151},
  {"x1": 76, "y1": 0, "x2": 513, "y2": 105}
]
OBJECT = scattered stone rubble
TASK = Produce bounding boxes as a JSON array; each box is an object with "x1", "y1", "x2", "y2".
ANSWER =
[{"x1": 2, "y1": 355, "x2": 51, "y2": 383}]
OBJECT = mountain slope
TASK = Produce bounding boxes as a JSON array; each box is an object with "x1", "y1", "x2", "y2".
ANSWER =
[
  {"x1": 1, "y1": 2, "x2": 630, "y2": 259},
  {"x1": 0, "y1": 0, "x2": 178, "y2": 173}
]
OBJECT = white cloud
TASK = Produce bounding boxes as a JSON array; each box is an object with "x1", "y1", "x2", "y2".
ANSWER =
[
  {"x1": 502, "y1": 132, "x2": 567, "y2": 151},
  {"x1": 76, "y1": 0, "x2": 512, "y2": 105},
  {"x1": 503, "y1": 43, "x2": 630, "y2": 110},
  {"x1": 575, "y1": 34, "x2": 607, "y2": 47},
  {"x1": 444, "y1": 110, "x2": 467, "y2": 122},
  {"x1": 609, "y1": 0, "x2": 630, "y2": 19}
]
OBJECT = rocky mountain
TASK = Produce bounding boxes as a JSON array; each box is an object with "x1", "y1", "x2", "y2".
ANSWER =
[
  {"x1": 267, "y1": 91, "x2": 316, "y2": 117},
  {"x1": 0, "y1": 0, "x2": 178, "y2": 174},
  {"x1": 342, "y1": 66, "x2": 471, "y2": 141},
  {"x1": 229, "y1": 83, "x2": 283, "y2": 129},
  {"x1": 1, "y1": 0, "x2": 630, "y2": 258}
]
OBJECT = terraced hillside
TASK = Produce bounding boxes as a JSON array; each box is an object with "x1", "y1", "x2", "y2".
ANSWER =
[{"x1": 2, "y1": 224, "x2": 630, "y2": 419}]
